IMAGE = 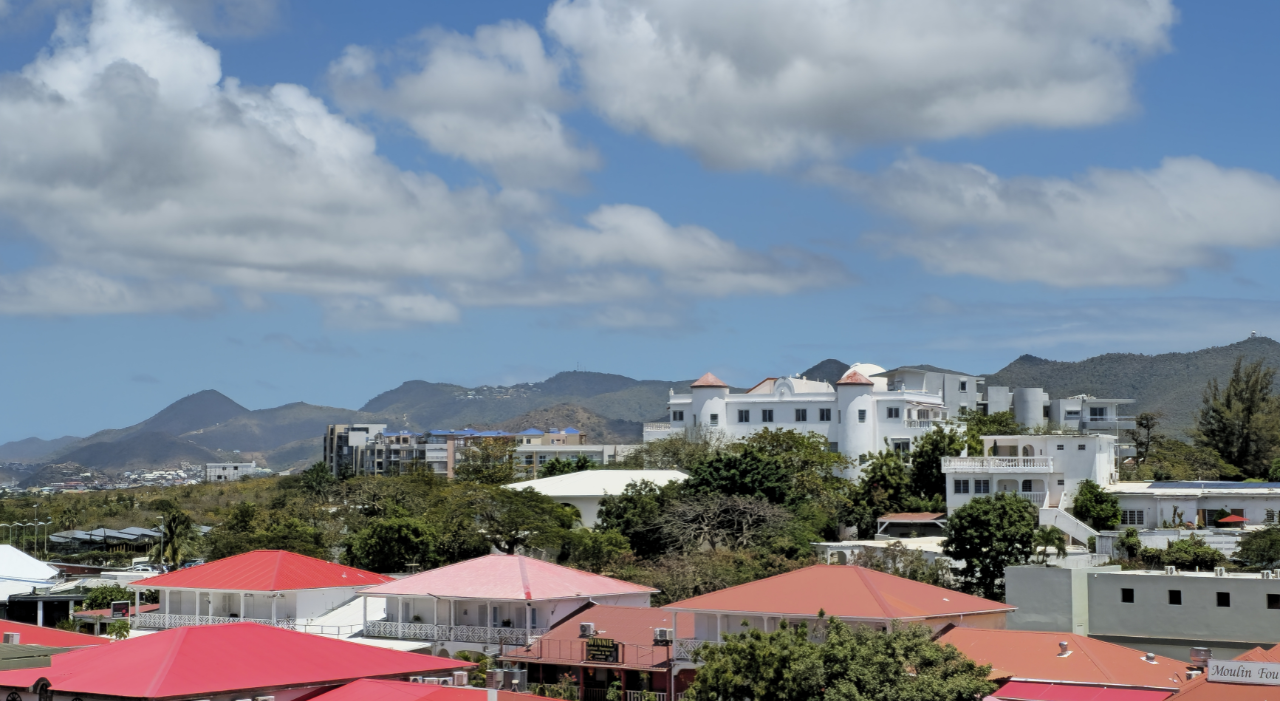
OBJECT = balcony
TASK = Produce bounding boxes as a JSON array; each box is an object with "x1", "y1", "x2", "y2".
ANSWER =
[
  {"x1": 674, "y1": 638, "x2": 724, "y2": 661},
  {"x1": 133, "y1": 612, "x2": 358, "y2": 637},
  {"x1": 941, "y1": 457, "x2": 1054, "y2": 473},
  {"x1": 1015, "y1": 491, "x2": 1048, "y2": 507},
  {"x1": 364, "y1": 619, "x2": 546, "y2": 646}
]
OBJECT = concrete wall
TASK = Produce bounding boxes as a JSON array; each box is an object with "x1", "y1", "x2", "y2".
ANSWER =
[{"x1": 1005, "y1": 565, "x2": 1122, "y2": 634}]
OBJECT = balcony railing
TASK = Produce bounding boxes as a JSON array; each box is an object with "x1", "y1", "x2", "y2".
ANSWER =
[
  {"x1": 365, "y1": 619, "x2": 546, "y2": 646},
  {"x1": 941, "y1": 457, "x2": 1054, "y2": 473},
  {"x1": 626, "y1": 692, "x2": 666, "y2": 701},
  {"x1": 135, "y1": 612, "x2": 298, "y2": 632},
  {"x1": 1015, "y1": 491, "x2": 1047, "y2": 507},
  {"x1": 673, "y1": 638, "x2": 724, "y2": 661}
]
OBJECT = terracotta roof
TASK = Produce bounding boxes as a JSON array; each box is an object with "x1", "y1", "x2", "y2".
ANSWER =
[
  {"x1": 935, "y1": 627, "x2": 1187, "y2": 690},
  {"x1": 502, "y1": 603, "x2": 688, "y2": 669},
  {"x1": 129, "y1": 550, "x2": 393, "y2": 592},
  {"x1": 0, "y1": 622, "x2": 468, "y2": 698},
  {"x1": 877, "y1": 512, "x2": 946, "y2": 522},
  {"x1": 836, "y1": 369, "x2": 874, "y2": 386},
  {"x1": 690, "y1": 372, "x2": 729, "y2": 388},
  {"x1": 358, "y1": 554, "x2": 657, "y2": 600},
  {"x1": 1169, "y1": 645, "x2": 1280, "y2": 701},
  {"x1": 309, "y1": 678, "x2": 529, "y2": 701},
  {"x1": 0, "y1": 620, "x2": 107, "y2": 647},
  {"x1": 666, "y1": 565, "x2": 1013, "y2": 620},
  {"x1": 996, "y1": 681, "x2": 1173, "y2": 700}
]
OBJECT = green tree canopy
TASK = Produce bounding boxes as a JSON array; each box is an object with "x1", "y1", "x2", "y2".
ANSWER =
[
  {"x1": 345, "y1": 517, "x2": 445, "y2": 573},
  {"x1": 685, "y1": 446, "x2": 792, "y2": 504},
  {"x1": 942, "y1": 492, "x2": 1037, "y2": 601},
  {"x1": 455, "y1": 437, "x2": 521, "y2": 485},
  {"x1": 959, "y1": 409, "x2": 1024, "y2": 454},
  {"x1": 847, "y1": 448, "x2": 912, "y2": 538},
  {"x1": 1238, "y1": 527, "x2": 1280, "y2": 569},
  {"x1": 1071, "y1": 479, "x2": 1120, "y2": 530},
  {"x1": 909, "y1": 425, "x2": 966, "y2": 499},
  {"x1": 684, "y1": 618, "x2": 995, "y2": 701},
  {"x1": 559, "y1": 529, "x2": 631, "y2": 574},
  {"x1": 82, "y1": 584, "x2": 132, "y2": 611},
  {"x1": 597, "y1": 479, "x2": 680, "y2": 559},
  {"x1": 462, "y1": 485, "x2": 574, "y2": 554},
  {"x1": 1192, "y1": 357, "x2": 1280, "y2": 478}
]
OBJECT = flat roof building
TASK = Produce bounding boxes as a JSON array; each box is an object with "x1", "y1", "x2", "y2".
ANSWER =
[{"x1": 509, "y1": 470, "x2": 687, "y2": 527}]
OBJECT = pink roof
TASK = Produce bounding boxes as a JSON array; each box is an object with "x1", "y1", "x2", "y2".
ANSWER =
[
  {"x1": 690, "y1": 372, "x2": 729, "y2": 388},
  {"x1": 359, "y1": 554, "x2": 657, "y2": 600},
  {"x1": 996, "y1": 681, "x2": 1173, "y2": 701},
  {"x1": 1170, "y1": 645, "x2": 1280, "y2": 700},
  {"x1": 836, "y1": 369, "x2": 874, "y2": 385},
  {"x1": 0, "y1": 620, "x2": 107, "y2": 647},
  {"x1": 666, "y1": 565, "x2": 1013, "y2": 620},
  {"x1": 130, "y1": 550, "x2": 393, "y2": 592},
  {"x1": 310, "y1": 678, "x2": 530, "y2": 701},
  {"x1": 0, "y1": 623, "x2": 468, "y2": 698}
]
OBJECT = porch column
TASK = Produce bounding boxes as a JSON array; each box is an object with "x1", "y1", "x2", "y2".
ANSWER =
[
  {"x1": 526, "y1": 602, "x2": 532, "y2": 639},
  {"x1": 271, "y1": 595, "x2": 277, "y2": 624},
  {"x1": 134, "y1": 589, "x2": 140, "y2": 619},
  {"x1": 397, "y1": 597, "x2": 403, "y2": 639},
  {"x1": 361, "y1": 596, "x2": 367, "y2": 634},
  {"x1": 432, "y1": 596, "x2": 438, "y2": 626},
  {"x1": 239, "y1": 592, "x2": 245, "y2": 620},
  {"x1": 487, "y1": 601, "x2": 492, "y2": 627},
  {"x1": 165, "y1": 589, "x2": 171, "y2": 622},
  {"x1": 36, "y1": 600, "x2": 43, "y2": 627}
]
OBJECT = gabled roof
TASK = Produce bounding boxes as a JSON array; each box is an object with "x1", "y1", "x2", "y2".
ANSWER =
[
  {"x1": 0, "y1": 623, "x2": 468, "y2": 699},
  {"x1": 690, "y1": 372, "x2": 729, "y2": 388},
  {"x1": 359, "y1": 554, "x2": 657, "y2": 600},
  {"x1": 666, "y1": 566, "x2": 1013, "y2": 620},
  {"x1": 0, "y1": 620, "x2": 107, "y2": 648},
  {"x1": 129, "y1": 550, "x2": 393, "y2": 592},
  {"x1": 511, "y1": 470, "x2": 687, "y2": 498},
  {"x1": 308, "y1": 678, "x2": 527, "y2": 701},
  {"x1": 935, "y1": 627, "x2": 1187, "y2": 690},
  {"x1": 1169, "y1": 645, "x2": 1280, "y2": 701},
  {"x1": 836, "y1": 369, "x2": 874, "y2": 386},
  {"x1": 0, "y1": 545, "x2": 59, "y2": 583}
]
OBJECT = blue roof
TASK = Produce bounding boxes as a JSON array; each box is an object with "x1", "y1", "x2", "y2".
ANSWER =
[
  {"x1": 562, "y1": 427, "x2": 581, "y2": 434},
  {"x1": 518, "y1": 428, "x2": 544, "y2": 435}
]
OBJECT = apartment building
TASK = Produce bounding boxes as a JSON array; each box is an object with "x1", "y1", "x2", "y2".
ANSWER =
[
  {"x1": 322, "y1": 423, "x2": 387, "y2": 477},
  {"x1": 204, "y1": 461, "x2": 270, "y2": 482},
  {"x1": 1104, "y1": 481, "x2": 1280, "y2": 530}
]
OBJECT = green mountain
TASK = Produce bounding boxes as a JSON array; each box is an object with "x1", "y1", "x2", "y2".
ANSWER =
[{"x1": 984, "y1": 336, "x2": 1280, "y2": 436}]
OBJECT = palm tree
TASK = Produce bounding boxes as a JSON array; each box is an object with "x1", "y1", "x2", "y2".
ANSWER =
[
  {"x1": 150, "y1": 510, "x2": 200, "y2": 568},
  {"x1": 1033, "y1": 525, "x2": 1068, "y2": 564}
]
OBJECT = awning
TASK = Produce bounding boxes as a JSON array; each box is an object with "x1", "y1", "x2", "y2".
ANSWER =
[{"x1": 995, "y1": 681, "x2": 1174, "y2": 701}]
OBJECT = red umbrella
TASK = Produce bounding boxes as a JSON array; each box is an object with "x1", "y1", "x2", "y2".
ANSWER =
[{"x1": 1216, "y1": 514, "x2": 1247, "y2": 523}]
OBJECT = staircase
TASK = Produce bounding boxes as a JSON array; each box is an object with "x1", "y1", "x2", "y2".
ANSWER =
[{"x1": 1039, "y1": 507, "x2": 1098, "y2": 546}]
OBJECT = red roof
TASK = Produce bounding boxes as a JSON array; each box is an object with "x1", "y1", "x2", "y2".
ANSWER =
[
  {"x1": 360, "y1": 555, "x2": 657, "y2": 600},
  {"x1": 0, "y1": 620, "x2": 107, "y2": 647},
  {"x1": 73, "y1": 603, "x2": 159, "y2": 620},
  {"x1": 502, "y1": 603, "x2": 692, "y2": 669},
  {"x1": 690, "y1": 372, "x2": 729, "y2": 388},
  {"x1": 0, "y1": 623, "x2": 469, "y2": 698},
  {"x1": 877, "y1": 512, "x2": 945, "y2": 522},
  {"x1": 1169, "y1": 645, "x2": 1280, "y2": 700},
  {"x1": 936, "y1": 628, "x2": 1186, "y2": 690},
  {"x1": 130, "y1": 550, "x2": 393, "y2": 591},
  {"x1": 996, "y1": 681, "x2": 1174, "y2": 700},
  {"x1": 309, "y1": 678, "x2": 529, "y2": 701},
  {"x1": 836, "y1": 369, "x2": 874, "y2": 386},
  {"x1": 666, "y1": 565, "x2": 1013, "y2": 620}
]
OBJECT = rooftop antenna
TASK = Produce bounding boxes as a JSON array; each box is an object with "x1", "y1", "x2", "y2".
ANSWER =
[{"x1": 1251, "y1": 331, "x2": 1258, "y2": 339}]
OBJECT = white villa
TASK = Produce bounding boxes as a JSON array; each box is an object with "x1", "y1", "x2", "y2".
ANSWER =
[
  {"x1": 1103, "y1": 481, "x2": 1280, "y2": 529},
  {"x1": 357, "y1": 554, "x2": 656, "y2": 657},
  {"x1": 511, "y1": 469, "x2": 688, "y2": 528}
]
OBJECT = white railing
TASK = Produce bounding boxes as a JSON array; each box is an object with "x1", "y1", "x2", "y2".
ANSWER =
[
  {"x1": 364, "y1": 620, "x2": 547, "y2": 645},
  {"x1": 134, "y1": 612, "x2": 297, "y2": 631},
  {"x1": 942, "y1": 457, "x2": 1054, "y2": 473},
  {"x1": 644, "y1": 422, "x2": 672, "y2": 431},
  {"x1": 625, "y1": 692, "x2": 666, "y2": 701},
  {"x1": 1016, "y1": 491, "x2": 1047, "y2": 507},
  {"x1": 673, "y1": 638, "x2": 723, "y2": 661}
]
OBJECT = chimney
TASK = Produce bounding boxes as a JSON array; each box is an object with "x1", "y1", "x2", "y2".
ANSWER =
[
  {"x1": 1058, "y1": 641, "x2": 1070, "y2": 657},
  {"x1": 1145, "y1": 652, "x2": 1156, "y2": 663},
  {"x1": 1190, "y1": 647, "x2": 1212, "y2": 668}
]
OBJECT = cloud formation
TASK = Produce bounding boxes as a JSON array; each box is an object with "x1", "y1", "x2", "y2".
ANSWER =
[
  {"x1": 547, "y1": 0, "x2": 1175, "y2": 169},
  {"x1": 819, "y1": 156, "x2": 1280, "y2": 287},
  {"x1": 329, "y1": 21, "x2": 598, "y2": 190}
]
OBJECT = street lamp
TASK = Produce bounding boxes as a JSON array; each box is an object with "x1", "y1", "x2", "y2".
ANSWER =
[{"x1": 156, "y1": 515, "x2": 165, "y2": 570}]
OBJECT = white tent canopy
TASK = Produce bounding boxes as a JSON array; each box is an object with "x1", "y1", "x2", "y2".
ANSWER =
[{"x1": 0, "y1": 544, "x2": 59, "y2": 601}]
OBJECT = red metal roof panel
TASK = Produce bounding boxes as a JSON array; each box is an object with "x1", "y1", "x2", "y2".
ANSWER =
[
  {"x1": 130, "y1": 550, "x2": 393, "y2": 591},
  {"x1": 360, "y1": 555, "x2": 657, "y2": 600},
  {"x1": 0, "y1": 620, "x2": 107, "y2": 647},
  {"x1": 309, "y1": 678, "x2": 530, "y2": 701},
  {"x1": 995, "y1": 681, "x2": 1173, "y2": 701}
]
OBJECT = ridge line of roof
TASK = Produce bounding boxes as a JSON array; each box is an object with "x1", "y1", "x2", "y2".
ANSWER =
[
  {"x1": 144, "y1": 624, "x2": 189, "y2": 696},
  {"x1": 853, "y1": 567, "x2": 898, "y2": 618},
  {"x1": 518, "y1": 556, "x2": 532, "y2": 601},
  {"x1": 1066, "y1": 634, "x2": 1120, "y2": 684}
]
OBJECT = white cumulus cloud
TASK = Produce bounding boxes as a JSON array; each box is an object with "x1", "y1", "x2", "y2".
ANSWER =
[
  {"x1": 547, "y1": 0, "x2": 1175, "y2": 169},
  {"x1": 329, "y1": 21, "x2": 599, "y2": 190},
  {"x1": 820, "y1": 156, "x2": 1280, "y2": 287}
]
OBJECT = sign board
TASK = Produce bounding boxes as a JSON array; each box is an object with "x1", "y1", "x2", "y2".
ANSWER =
[
  {"x1": 1208, "y1": 660, "x2": 1280, "y2": 685},
  {"x1": 585, "y1": 637, "x2": 618, "y2": 663},
  {"x1": 110, "y1": 601, "x2": 130, "y2": 619}
]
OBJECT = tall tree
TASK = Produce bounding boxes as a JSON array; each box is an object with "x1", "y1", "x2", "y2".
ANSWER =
[
  {"x1": 942, "y1": 492, "x2": 1037, "y2": 601},
  {"x1": 345, "y1": 517, "x2": 445, "y2": 573},
  {"x1": 685, "y1": 446, "x2": 791, "y2": 504},
  {"x1": 958, "y1": 409, "x2": 1023, "y2": 455},
  {"x1": 1032, "y1": 526, "x2": 1067, "y2": 563},
  {"x1": 1192, "y1": 357, "x2": 1280, "y2": 478},
  {"x1": 455, "y1": 437, "x2": 520, "y2": 485},
  {"x1": 1071, "y1": 479, "x2": 1120, "y2": 530},
  {"x1": 597, "y1": 479, "x2": 679, "y2": 559},
  {"x1": 847, "y1": 448, "x2": 912, "y2": 538},
  {"x1": 909, "y1": 425, "x2": 965, "y2": 499},
  {"x1": 1124, "y1": 411, "x2": 1165, "y2": 467},
  {"x1": 462, "y1": 485, "x2": 574, "y2": 554},
  {"x1": 151, "y1": 509, "x2": 199, "y2": 568},
  {"x1": 1238, "y1": 527, "x2": 1280, "y2": 570}
]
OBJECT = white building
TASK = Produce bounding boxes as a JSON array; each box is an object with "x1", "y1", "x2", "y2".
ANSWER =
[
  {"x1": 942, "y1": 433, "x2": 1119, "y2": 545},
  {"x1": 352, "y1": 428, "x2": 639, "y2": 479},
  {"x1": 1104, "y1": 481, "x2": 1280, "y2": 529},
  {"x1": 648, "y1": 365, "x2": 954, "y2": 472},
  {"x1": 204, "y1": 461, "x2": 270, "y2": 482},
  {"x1": 510, "y1": 469, "x2": 687, "y2": 527}
]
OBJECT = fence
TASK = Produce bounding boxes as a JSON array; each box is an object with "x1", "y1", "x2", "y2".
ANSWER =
[{"x1": 365, "y1": 619, "x2": 547, "y2": 645}]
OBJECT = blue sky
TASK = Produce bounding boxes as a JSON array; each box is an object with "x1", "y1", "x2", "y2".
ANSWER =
[{"x1": 1, "y1": 0, "x2": 1278, "y2": 443}]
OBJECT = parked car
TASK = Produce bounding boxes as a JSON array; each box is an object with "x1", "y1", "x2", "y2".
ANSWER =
[
  {"x1": 128, "y1": 564, "x2": 158, "y2": 573},
  {"x1": 180, "y1": 559, "x2": 205, "y2": 569}
]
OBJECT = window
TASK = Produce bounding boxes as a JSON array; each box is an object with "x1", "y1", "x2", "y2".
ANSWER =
[
  {"x1": 858, "y1": 409, "x2": 867, "y2": 423},
  {"x1": 672, "y1": 410, "x2": 684, "y2": 421},
  {"x1": 538, "y1": 454, "x2": 548, "y2": 465},
  {"x1": 1057, "y1": 479, "x2": 1065, "y2": 486},
  {"x1": 762, "y1": 409, "x2": 774, "y2": 422},
  {"x1": 795, "y1": 409, "x2": 808, "y2": 422},
  {"x1": 524, "y1": 455, "x2": 534, "y2": 466},
  {"x1": 1043, "y1": 406, "x2": 1051, "y2": 419},
  {"x1": 1121, "y1": 588, "x2": 1135, "y2": 603},
  {"x1": 892, "y1": 439, "x2": 911, "y2": 453},
  {"x1": 1168, "y1": 590, "x2": 1182, "y2": 606},
  {"x1": 1269, "y1": 594, "x2": 1280, "y2": 610},
  {"x1": 1057, "y1": 444, "x2": 1065, "y2": 450},
  {"x1": 1218, "y1": 592, "x2": 1231, "y2": 608},
  {"x1": 887, "y1": 407, "x2": 901, "y2": 419},
  {"x1": 954, "y1": 479, "x2": 970, "y2": 494},
  {"x1": 530, "y1": 608, "x2": 537, "y2": 627},
  {"x1": 1268, "y1": 509, "x2": 1276, "y2": 524},
  {"x1": 709, "y1": 414, "x2": 719, "y2": 427},
  {"x1": 738, "y1": 409, "x2": 750, "y2": 423},
  {"x1": 819, "y1": 408, "x2": 832, "y2": 422},
  {"x1": 975, "y1": 479, "x2": 990, "y2": 494},
  {"x1": 1065, "y1": 409, "x2": 1081, "y2": 420},
  {"x1": 960, "y1": 381, "x2": 968, "y2": 392},
  {"x1": 1120, "y1": 510, "x2": 1145, "y2": 525},
  {"x1": 1078, "y1": 444, "x2": 1087, "y2": 450},
  {"x1": 827, "y1": 442, "x2": 839, "y2": 453},
  {"x1": 1090, "y1": 407, "x2": 1107, "y2": 419}
]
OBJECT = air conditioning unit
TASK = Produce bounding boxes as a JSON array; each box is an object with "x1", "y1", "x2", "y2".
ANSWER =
[
  {"x1": 2, "y1": 633, "x2": 19, "y2": 644},
  {"x1": 506, "y1": 669, "x2": 528, "y2": 692},
  {"x1": 485, "y1": 670, "x2": 506, "y2": 689},
  {"x1": 1265, "y1": 570, "x2": 1275, "y2": 580},
  {"x1": 1214, "y1": 567, "x2": 1226, "y2": 577},
  {"x1": 423, "y1": 678, "x2": 445, "y2": 686},
  {"x1": 409, "y1": 677, "x2": 425, "y2": 684},
  {"x1": 654, "y1": 628, "x2": 674, "y2": 644},
  {"x1": 1164, "y1": 566, "x2": 1177, "y2": 575},
  {"x1": 580, "y1": 622, "x2": 596, "y2": 637},
  {"x1": 452, "y1": 671, "x2": 470, "y2": 686}
]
